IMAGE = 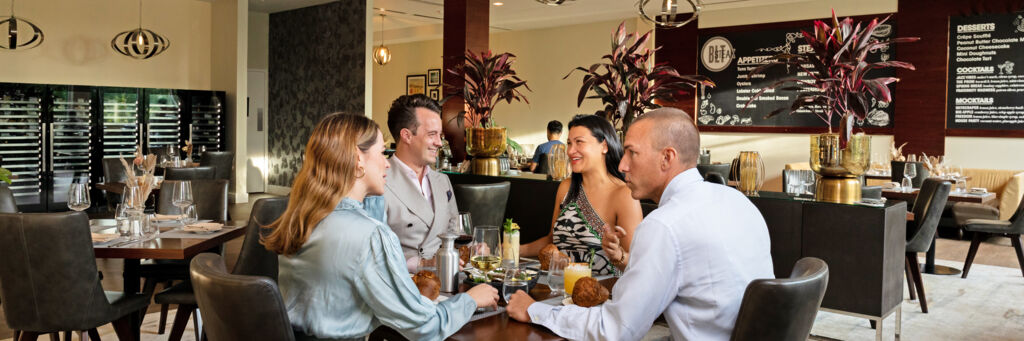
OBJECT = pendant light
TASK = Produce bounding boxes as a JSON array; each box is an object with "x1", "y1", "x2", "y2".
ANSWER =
[
  {"x1": 112, "y1": 0, "x2": 170, "y2": 59},
  {"x1": 535, "y1": 0, "x2": 575, "y2": 5},
  {"x1": 638, "y1": 0, "x2": 701, "y2": 28},
  {"x1": 373, "y1": 13, "x2": 392, "y2": 66},
  {"x1": 0, "y1": 0, "x2": 44, "y2": 50}
]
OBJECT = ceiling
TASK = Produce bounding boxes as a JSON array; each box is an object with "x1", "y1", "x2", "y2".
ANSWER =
[{"x1": 250, "y1": 0, "x2": 809, "y2": 43}]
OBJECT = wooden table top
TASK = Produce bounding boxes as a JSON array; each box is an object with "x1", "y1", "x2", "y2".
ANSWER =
[
  {"x1": 882, "y1": 189, "x2": 996, "y2": 204},
  {"x1": 91, "y1": 219, "x2": 246, "y2": 260}
]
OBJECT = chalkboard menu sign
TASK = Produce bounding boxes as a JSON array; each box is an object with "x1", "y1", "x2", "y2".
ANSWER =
[
  {"x1": 696, "y1": 24, "x2": 897, "y2": 130},
  {"x1": 947, "y1": 13, "x2": 1024, "y2": 130}
]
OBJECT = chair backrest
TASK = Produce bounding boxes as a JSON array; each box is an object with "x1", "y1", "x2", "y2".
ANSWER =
[
  {"x1": 861, "y1": 186, "x2": 883, "y2": 200},
  {"x1": 704, "y1": 172, "x2": 727, "y2": 185},
  {"x1": 199, "y1": 151, "x2": 234, "y2": 181},
  {"x1": 232, "y1": 197, "x2": 288, "y2": 280},
  {"x1": 907, "y1": 178, "x2": 951, "y2": 253},
  {"x1": 0, "y1": 212, "x2": 116, "y2": 331},
  {"x1": 191, "y1": 253, "x2": 295, "y2": 341},
  {"x1": 165, "y1": 166, "x2": 217, "y2": 181},
  {"x1": 157, "y1": 179, "x2": 229, "y2": 221},
  {"x1": 102, "y1": 158, "x2": 129, "y2": 183},
  {"x1": 1005, "y1": 187, "x2": 1024, "y2": 233},
  {"x1": 697, "y1": 163, "x2": 731, "y2": 183},
  {"x1": 0, "y1": 183, "x2": 18, "y2": 213},
  {"x1": 730, "y1": 257, "x2": 829, "y2": 341},
  {"x1": 453, "y1": 182, "x2": 511, "y2": 228},
  {"x1": 891, "y1": 161, "x2": 930, "y2": 188}
]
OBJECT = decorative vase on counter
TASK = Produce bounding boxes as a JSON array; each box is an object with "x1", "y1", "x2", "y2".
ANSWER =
[
  {"x1": 466, "y1": 126, "x2": 507, "y2": 176},
  {"x1": 546, "y1": 143, "x2": 570, "y2": 181},
  {"x1": 810, "y1": 133, "x2": 871, "y2": 204},
  {"x1": 735, "y1": 151, "x2": 765, "y2": 196}
]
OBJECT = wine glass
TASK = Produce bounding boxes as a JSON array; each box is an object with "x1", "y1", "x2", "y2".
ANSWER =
[
  {"x1": 172, "y1": 181, "x2": 194, "y2": 223},
  {"x1": 547, "y1": 254, "x2": 568, "y2": 297},
  {"x1": 903, "y1": 163, "x2": 917, "y2": 192},
  {"x1": 458, "y1": 212, "x2": 473, "y2": 236},
  {"x1": 67, "y1": 183, "x2": 90, "y2": 212},
  {"x1": 503, "y1": 266, "x2": 529, "y2": 303},
  {"x1": 470, "y1": 226, "x2": 501, "y2": 271}
]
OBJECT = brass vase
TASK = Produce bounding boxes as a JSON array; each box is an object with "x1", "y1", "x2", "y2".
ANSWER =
[
  {"x1": 810, "y1": 133, "x2": 871, "y2": 204},
  {"x1": 466, "y1": 126, "x2": 507, "y2": 176}
]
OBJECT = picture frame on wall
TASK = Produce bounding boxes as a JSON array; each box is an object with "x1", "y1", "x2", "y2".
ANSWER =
[
  {"x1": 429, "y1": 88, "x2": 440, "y2": 101},
  {"x1": 427, "y1": 69, "x2": 441, "y2": 86},
  {"x1": 407, "y1": 74, "x2": 426, "y2": 95}
]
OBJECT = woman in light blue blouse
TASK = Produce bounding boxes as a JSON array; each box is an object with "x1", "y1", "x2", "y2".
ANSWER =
[{"x1": 262, "y1": 113, "x2": 498, "y2": 341}]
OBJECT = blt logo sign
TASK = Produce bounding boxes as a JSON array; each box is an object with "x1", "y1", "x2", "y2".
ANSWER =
[{"x1": 701, "y1": 36, "x2": 734, "y2": 72}]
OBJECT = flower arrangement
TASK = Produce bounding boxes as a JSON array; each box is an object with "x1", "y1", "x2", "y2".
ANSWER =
[
  {"x1": 746, "y1": 11, "x2": 919, "y2": 147},
  {"x1": 445, "y1": 50, "x2": 531, "y2": 128},
  {"x1": 567, "y1": 21, "x2": 714, "y2": 131},
  {"x1": 120, "y1": 145, "x2": 157, "y2": 199}
]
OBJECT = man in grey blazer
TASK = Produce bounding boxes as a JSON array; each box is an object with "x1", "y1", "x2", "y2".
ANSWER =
[{"x1": 382, "y1": 95, "x2": 460, "y2": 271}]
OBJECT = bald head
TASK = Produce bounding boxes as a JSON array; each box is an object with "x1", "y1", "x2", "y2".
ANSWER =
[{"x1": 632, "y1": 108, "x2": 700, "y2": 168}]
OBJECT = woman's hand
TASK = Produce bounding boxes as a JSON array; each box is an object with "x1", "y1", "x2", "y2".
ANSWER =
[
  {"x1": 467, "y1": 284, "x2": 499, "y2": 309},
  {"x1": 601, "y1": 224, "x2": 629, "y2": 268}
]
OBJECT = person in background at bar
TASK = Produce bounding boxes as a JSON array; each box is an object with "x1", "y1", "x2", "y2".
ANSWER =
[
  {"x1": 507, "y1": 108, "x2": 774, "y2": 341},
  {"x1": 529, "y1": 120, "x2": 565, "y2": 172},
  {"x1": 263, "y1": 113, "x2": 498, "y2": 341},
  {"x1": 520, "y1": 115, "x2": 642, "y2": 276},
  {"x1": 382, "y1": 94, "x2": 462, "y2": 272}
]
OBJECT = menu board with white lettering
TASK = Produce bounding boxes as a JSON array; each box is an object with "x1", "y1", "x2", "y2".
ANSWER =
[
  {"x1": 697, "y1": 24, "x2": 896, "y2": 129},
  {"x1": 947, "y1": 13, "x2": 1024, "y2": 130}
]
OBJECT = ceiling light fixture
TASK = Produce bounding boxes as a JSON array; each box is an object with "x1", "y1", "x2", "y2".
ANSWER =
[
  {"x1": 0, "y1": 0, "x2": 44, "y2": 50},
  {"x1": 535, "y1": 0, "x2": 574, "y2": 6},
  {"x1": 111, "y1": 0, "x2": 170, "y2": 59},
  {"x1": 493, "y1": 2, "x2": 504, "y2": 6},
  {"x1": 373, "y1": 13, "x2": 392, "y2": 66},
  {"x1": 638, "y1": 0, "x2": 701, "y2": 28}
]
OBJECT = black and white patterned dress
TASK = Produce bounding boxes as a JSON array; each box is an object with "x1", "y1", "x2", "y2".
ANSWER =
[{"x1": 552, "y1": 188, "x2": 618, "y2": 276}]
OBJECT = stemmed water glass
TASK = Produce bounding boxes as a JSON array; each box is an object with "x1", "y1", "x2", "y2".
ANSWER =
[
  {"x1": 903, "y1": 163, "x2": 917, "y2": 192},
  {"x1": 172, "y1": 181, "x2": 194, "y2": 224},
  {"x1": 67, "y1": 183, "x2": 90, "y2": 212}
]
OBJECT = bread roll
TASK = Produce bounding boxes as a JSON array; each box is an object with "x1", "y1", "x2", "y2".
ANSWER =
[
  {"x1": 412, "y1": 270, "x2": 441, "y2": 301},
  {"x1": 539, "y1": 244, "x2": 566, "y2": 270},
  {"x1": 571, "y1": 277, "x2": 609, "y2": 307},
  {"x1": 459, "y1": 245, "x2": 470, "y2": 264}
]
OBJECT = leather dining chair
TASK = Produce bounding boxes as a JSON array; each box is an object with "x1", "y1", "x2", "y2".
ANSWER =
[
  {"x1": 152, "y1": 196, "x2": 288, "y2": 341},
  {"x1": 704, "y1": 172, "x2": 728, "y2": 185},
  {"x1": 102, "y1": 158, "x2": 130, "y2": 209},
  {"x1": 156, "y1": 179, "x2": 229, "y2": 221},
  {"x1": 961, "y1": 188, "x2": 1024, "y2": 279},
  {"x1": 730, "y1": 257, "x2": 829, "y2": 341},
  {"x1": 905, "y1": 178, "x2": 951, "y2": 314},
  {"x1": 697, "y1": 163, "x2": 732, "y2": 183},
  {"x1": 164, "y1": 166, "x2": 217, "y2": 181},
  {"x1": 0, "y1": 212, "x2": 150, "y2": 341},
  {"x1": 199, "y1": 151, "x2": 234, "y2": 181},
  {"x1": 453, "y1": 182, "x2": 511, "y2": 229},
  {"x1": 191, "y1": 253, "x2": 295, "y2": 341},
  {"x1": 0, "y1": 183, "x2": 18, "y2": 213}
]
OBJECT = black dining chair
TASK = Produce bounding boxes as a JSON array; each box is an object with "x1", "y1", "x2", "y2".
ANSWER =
[
  {"x1": 152, "y1": 196, "x2": 288, "y2": 341},
  {"x1": 199, "y1": 151, "x2": 235, "y2": 181},
  {"x1": 0, "y1": 183, "x2": 18, "y2": 213},
  {"x1": 905, "y1": 178, "x2": 951, "y2": 313},
  {"x1": 704, "y1": 172, "x2": 728, "y2": 185},
  {"x1": 729, "y1": 257, "x2": 829, "y2": 341},
  {"x1": 961, "y1": 190, "x2": 1024, "y2": 279},
  {"x1": 102, "y1": 158, "x2": 130, "y2": 210},
  {"x1": 453, "y1": 182, "x2": 511, "y2": 229},
  {"x1": 191, "y1": 253, "x2": 295, "y2": 341},
  {"x1": 698, "y1": 163, "x2": 732, "y2": 183},
  {"x1": 0, "y1": 212, "x2": 150, "y2": 341},
  {"x1": 164, "y1": 166, "x2": 217, "y2": 181}
]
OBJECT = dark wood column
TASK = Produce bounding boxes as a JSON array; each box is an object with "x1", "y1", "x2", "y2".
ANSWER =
[
  {"x1": 654, "y1": 20, "x2": 700, "y2": 118},
  {"x1": 442, "y1": 0, "x2": 489, "y2": 162}
]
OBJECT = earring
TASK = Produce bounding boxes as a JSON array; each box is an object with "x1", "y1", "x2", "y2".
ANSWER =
[{"x1": 356, "y1": 166, "x2": 365, "y2": 179}]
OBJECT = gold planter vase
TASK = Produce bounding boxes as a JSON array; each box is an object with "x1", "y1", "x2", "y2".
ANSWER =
[
  {"x1": 466, "y1": 127, "x2": 507, "y2": 176},
  {"x1": 810, "y1": 133, "x2": 871, "y2": 204}
]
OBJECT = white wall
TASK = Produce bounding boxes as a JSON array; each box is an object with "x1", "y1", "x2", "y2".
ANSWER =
[
  {"x1": 248, "y1": 12, "x2": 270, "y2": 71},
  {"x1": 212, "y1": 0, "x2": 248, "y2": 203}
]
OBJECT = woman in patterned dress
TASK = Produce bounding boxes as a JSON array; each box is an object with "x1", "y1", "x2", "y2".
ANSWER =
[{"x1": 522, "y1": 115, "x2": 643, "y2": 275}]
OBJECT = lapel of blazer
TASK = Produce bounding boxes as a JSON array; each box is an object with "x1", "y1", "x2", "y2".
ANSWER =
[
  {"x1": 385, "y1": 157, "x2": 434, "y2": 225},
  {"x1": 428, "y1": 171, "x2": 450, "y2": 231}
]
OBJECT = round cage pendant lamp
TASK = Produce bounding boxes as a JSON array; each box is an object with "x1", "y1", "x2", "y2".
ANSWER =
[
  {"x1": 1, "y1": 0, "x2": 44, "y2": 50},
  {"x1": 373, "y1": 13, "x2": 392, "y2": 65},
  {"x1": 112, "y1": 0, "x2": 170, "y2": 59},
  {"x1": 638, "y1": 0, "x2": 701, "y2": 28}
]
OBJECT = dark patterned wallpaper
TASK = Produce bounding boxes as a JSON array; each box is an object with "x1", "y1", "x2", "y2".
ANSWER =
[{"x1": 268, "y1": 0, "x2": 365, "y2": 187}]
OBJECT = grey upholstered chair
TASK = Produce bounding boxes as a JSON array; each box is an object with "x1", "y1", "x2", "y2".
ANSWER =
[
  {"x1": 729, "y1": 257, "x2": 829, "y2": 341},
  {"x1": 698, "y1": 163, "x2": 732, "y2": 183},
  {"x1": 0, "y1": 183, "x2": 18, "y2": 213},
  {"x1": 704, "y1": 172, "x2": 727, "y2": 185},
  {"x1": 102, "y1": 158, "x2": 130, "y2": 209},
  {"x1": 199, "y1": 151, "x2": 234, "y2": 181},
  {"x1": 905, "y1": 178, "x2": 950, "y2": 313},
  {"x1": 861, "y1": 186, "x2": 883, "y2": 200},
  {"x1": 453, "y1": 182, "x2": 511, "y2": 229},
  {"x1": 164, "y1": 166, "x2": 217, "y2": 181},
  {"x1": 891, "y1": 161, "x2": 930, "y2": 188},
  {"x1": 191, "y1": 253, "x2": 295, "y2": 341},
  {"x1": 0, "y1": 212, "x2": 150, "y2": 340},
  {"x1": 153, "y1": 196, "x2": 288, "y2": 341},
  {"x1": 156, "y1": 179, "x2": 229, "y2": 221},
  {"x1": 961, "y1": 189, "x2": 1024, "y2": 279}
]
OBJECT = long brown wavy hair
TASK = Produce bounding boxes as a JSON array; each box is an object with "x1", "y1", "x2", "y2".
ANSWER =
[{"x1": 262, "y1": 112, "x2": 380, "y2": 256}]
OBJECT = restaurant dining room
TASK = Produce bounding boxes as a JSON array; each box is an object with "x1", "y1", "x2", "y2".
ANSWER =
[{"x1": 2, "y1": 0, "x2": 1024, "y2": 340}]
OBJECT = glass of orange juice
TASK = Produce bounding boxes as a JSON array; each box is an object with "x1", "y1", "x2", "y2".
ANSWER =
[{"x1": 563, "y1": 262, "x2": 592, "y2": 295}]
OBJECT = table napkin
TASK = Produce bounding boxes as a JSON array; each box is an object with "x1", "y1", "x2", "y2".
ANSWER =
[
  {"x1": 155, "y1": 214, "x2": 180, "y2": 221},
  {"x1": 92, "y1": 233, "x2": 119, "y2": 243},
  {"x1": 184, "y1": 222, "x2": 224, "y2": 233}
]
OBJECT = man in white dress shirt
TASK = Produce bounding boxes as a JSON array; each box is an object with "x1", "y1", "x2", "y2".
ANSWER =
[{"x1": 507, "y1": 108, "x2": 775, "y2": 340}]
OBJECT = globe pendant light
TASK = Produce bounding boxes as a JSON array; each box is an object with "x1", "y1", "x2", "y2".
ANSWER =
[
  {"x1": 112, "y1": 0, "x2": 170, "y2": 59},
  {"x1": 0, "y1": 0, "x2": 44, "y2": 50},
  {"x1": 373, "y1": 13, "x2": 392, "y2": 66},
  {"x1": 638, "y1": 0, "x2": 701, "y2": 28}
]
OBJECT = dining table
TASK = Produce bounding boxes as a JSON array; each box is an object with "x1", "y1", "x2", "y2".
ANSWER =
[{"x1": 90, "y1": 218, "x2": 247, "y2": 339}]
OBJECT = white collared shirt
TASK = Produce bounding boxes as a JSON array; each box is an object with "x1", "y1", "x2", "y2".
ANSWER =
[
  {"x1": 394, "y1": 156, "x2": 433, "y2": 209},
  {"x1": 527, "y1": 168, "x2": 775, "y2": 341}
]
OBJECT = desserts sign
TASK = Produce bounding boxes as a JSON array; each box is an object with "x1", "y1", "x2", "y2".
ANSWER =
[{"x1": 947, "y1": 12, "x2": 1024, "y2": 130}]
